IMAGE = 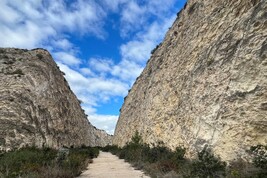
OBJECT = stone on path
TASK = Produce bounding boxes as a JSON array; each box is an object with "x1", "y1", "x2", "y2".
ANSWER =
[{"x1": 78, "y1": 151, "x2": 150, "y2": 178}]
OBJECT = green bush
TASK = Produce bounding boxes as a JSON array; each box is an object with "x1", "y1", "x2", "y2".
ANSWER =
[
  {"x1": 192, "y1": 146, "x2": 226, "y2": 177},
  {"x1": 250, "y1": 145, "x2": 267, "y2": 169},
  {"x1": 145, "y1": 144, "x2": 173, "y2": 163},
  {"x1": 0, "y1": 147, "x2": 57, "y2": 178},
  {"x1": 0, "y1": 146, "x2": 99, "y2": 178},
  {"x1": 101, "y1": 145, "x2": 120, "y2": 154},
  {"x1": 173, "y1": 146, "x2": 186, "y2": 162}
]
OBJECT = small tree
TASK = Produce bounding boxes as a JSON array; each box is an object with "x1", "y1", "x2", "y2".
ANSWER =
[
  {"x1": 250, "y1": 145, "x2": 267, "y2": 169},
  {"x1": 131, "y1": 131, "x2": 143, "y2": 145},
  {"x1": 192, "y1": 145, "x2": 226, "y2": 177}
]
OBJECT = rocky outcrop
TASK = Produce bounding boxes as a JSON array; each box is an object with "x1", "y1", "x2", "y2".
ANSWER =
[
  {"x1": 90, "y1": 128, "x2": 112, "y2": 147},
  {"x1": 0, "y1": 48, "x2": 111, "y2": 151},
  {"x1": 113, "y1": 0, "x2": 267, "y2": 162}
]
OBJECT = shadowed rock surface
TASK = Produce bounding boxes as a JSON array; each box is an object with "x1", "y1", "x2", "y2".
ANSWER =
[
  {"x1": 113, "y1": 0, "x2": 267, "y2": 162},
  {"x1": 0, "y1": 48, "x2": 112, "y2": 151}
]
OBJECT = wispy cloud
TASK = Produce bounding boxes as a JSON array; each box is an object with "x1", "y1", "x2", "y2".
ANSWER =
[
  {"x1": 54, "y1": 52, "x2": 82, "y2": 66},
  {"x1": 0, "y1": 0, "x2": 106, "y2": 49},
  {"x1": 89, "y1": 58, "x2": 114, "y2": 74},
  {"x1": 88, "y1": 114, "x2": 119, "y2": 134}
]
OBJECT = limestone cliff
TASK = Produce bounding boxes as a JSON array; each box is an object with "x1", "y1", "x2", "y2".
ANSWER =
[
  {"x1": 0, "y1": 48, "x2": 112, "y2": 151},
  {"x1": 113, "y1": 0, "x2": 267, "y2": 161}
]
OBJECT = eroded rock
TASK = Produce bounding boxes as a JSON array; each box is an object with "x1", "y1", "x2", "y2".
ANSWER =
[
  {"x1": 0, "y1": 48, "x2": 112, "y2": 151},
  {"x1": 113, "y1": 0, "x2": 267, "y2": 162}
]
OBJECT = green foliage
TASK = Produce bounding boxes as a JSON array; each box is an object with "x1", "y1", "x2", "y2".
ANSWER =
[
  {"x1": 101, "y1": 145, "x2": 120, "y2": 154},
  {"x1": 173, "y1": 146, "x2": 186, "y2": 162},
  {"x1": 250, "y1": 145, "x2": 267, "y2": 169},
  {"x1": 0, "y1": 147, "x2": 57, "y2": 178},
  {"x1": 192, "y1": 146, "x2": 226, "y2": 177},
  {"x1": 145, "y1": 143, "x2": 173, "y2": 163},
  {"x1": 0, "y1": 146, "x2": 99, "y2": 178},
  {"x1": 131, "y1": 130, "x2": 143, "y2": 145},
  {"x1": 120, "y1": 132, "x2": 145, "y2": 162}
]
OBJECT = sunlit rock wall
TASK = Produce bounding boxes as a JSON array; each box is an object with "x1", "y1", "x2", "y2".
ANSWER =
[
  {"x1": 113, "y1": 0, "x2": 267, "y2": 161},
  {"x1": 0, "y1": 48, "x2": 112, "y2": 151}
]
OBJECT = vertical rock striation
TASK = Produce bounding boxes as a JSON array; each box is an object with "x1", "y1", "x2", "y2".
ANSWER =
[
  {"x1": 0, "y1": 48, "x2": 111, "y2": 151},
  {"x1": 113, "y1": 0, "x2": 267, "y2": 161}
]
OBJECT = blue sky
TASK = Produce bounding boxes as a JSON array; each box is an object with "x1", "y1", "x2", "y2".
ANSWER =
[{"x1": 0, "y1": 0, "x2": 186, "y2": 134}]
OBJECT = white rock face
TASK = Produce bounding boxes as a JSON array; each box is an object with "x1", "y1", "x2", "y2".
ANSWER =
[
  {"x1": 113, "y1": 0, "x2": 267, "y2": 161},
  {"x1": 0, "y1": 48, "x2": 112, "y2": 151}
]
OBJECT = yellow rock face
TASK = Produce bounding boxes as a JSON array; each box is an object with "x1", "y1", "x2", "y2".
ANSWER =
[{"x1": 113, "y1": 0, "x2": 267, "y2": 161}]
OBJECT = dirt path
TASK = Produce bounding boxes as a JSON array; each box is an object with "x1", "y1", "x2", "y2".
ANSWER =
[{"x1": 78, "y1": 151, "x2": 150, "y2": 178}]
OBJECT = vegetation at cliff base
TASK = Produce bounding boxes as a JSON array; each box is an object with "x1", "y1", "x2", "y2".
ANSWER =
[
  {"x1": 102, "y1": 131, "x2": 267, "y2": 178},
  {"x1": 0, "y1": 146, "x2": 99, "y2": 178}
]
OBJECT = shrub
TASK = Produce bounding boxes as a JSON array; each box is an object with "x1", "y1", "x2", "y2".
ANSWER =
[
  {"x1": 192, "y1": 146, "x2": 226, "y2": 177},
  {"x1": 250, "y1": 145, "x2": 267, "y2": 169},
  {"x1": 151, "y1": 43, "x2": 161, "y2": 54},
  {"x1": 145, "y1": 144, "x2": 173, "y2": 163},
  {"x1": 101, "y1": 145, "x2": 120, "y2": 154},
  {"x1": 0, "y1": 147, "x2": 57, "y2": 178},
  {"x1": 173, "y1": 146, "x2": 186, "y2": 162},
  {"x1": 0, "y1": 146, "x2": 99, "y2": 178}
]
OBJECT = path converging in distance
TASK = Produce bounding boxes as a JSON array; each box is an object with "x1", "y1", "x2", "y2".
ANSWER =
[{"x1": 78, "y1": 151, "x2": 149, "y2": 178}]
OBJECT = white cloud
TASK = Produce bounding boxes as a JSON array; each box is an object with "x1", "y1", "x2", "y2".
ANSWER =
[
  {"x1": 0, "y1": 0, "x2": 21, "y2": 24},
  {"x1": 57, "y1": 62, "x2": 128, "y2": 102},
  {"x1": 88, "y1": 114, "x2": 119, "y2": 135},
  {"x1": 147, "y1": 0, "x2": 176, "y2": 16},
  {"x1": 80, "y1": 68, "x2": 95, "y2": 77},
  {"x1": 89, "y1": 58, "x2": 114, "y2": 73},
  {"x1": 54, "y1": 52, "x2": 82, "y2": 66},
  {"x1": 120, "y1": 40, "x2": 154, "y2": 63},
  {"x1": 52, "y1": 39, "x2": 73, "y2": 51},
  {"x1": 121, "y1": 1, "x2": 145, "y2": 24},
  {"x1": 111, "y1": 60, "x2": 143, "y2": 81},
  {"x1": 0, "y1": 0, "x2": 106, "y2": 49},
  {"x1": 101, "y1": 0, "x2": 127, "y2": 12}
]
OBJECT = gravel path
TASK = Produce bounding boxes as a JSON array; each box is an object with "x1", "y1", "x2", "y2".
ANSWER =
[{"x1": 78, "y1": 151, "x2": 150, "y2": 178}]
